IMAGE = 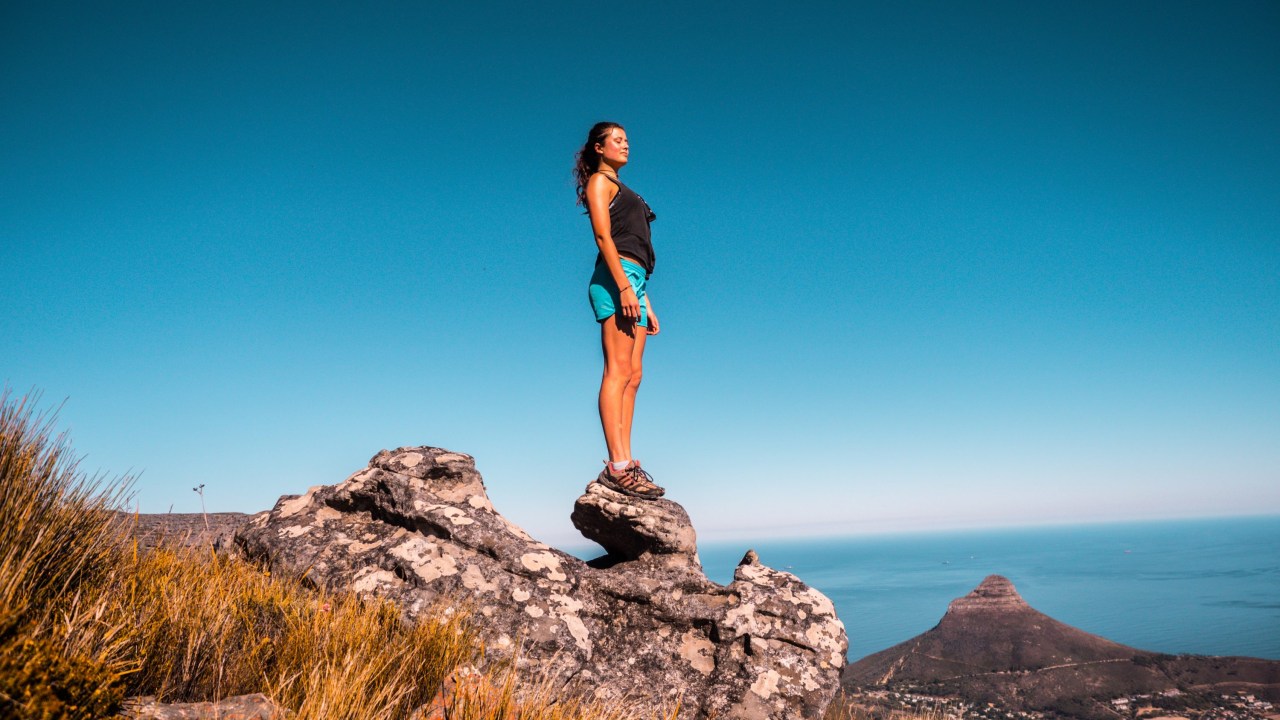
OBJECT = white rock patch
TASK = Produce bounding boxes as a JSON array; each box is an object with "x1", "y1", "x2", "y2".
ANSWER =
[
  {"x1": 352, "y1": 567, "x2": 398, "y2": 593},
  {"x1": 519, "y1": 551, "x2": 567, "y2": 582},
  {"x1": 390, "y1": 538, "x2": 460, "y2": 582},
  {"x1": 278, "y1": 487, "x2": 322, "y2": 518},
  {"x1": 679, "y1": 630, "x2": 715, "y2": 675},
  {"x1": 750, "y1": 669, "x2": 781, "y2": 699},
  {"x1": 460, "y1": 564, "x2": 496, "y2": 593}
]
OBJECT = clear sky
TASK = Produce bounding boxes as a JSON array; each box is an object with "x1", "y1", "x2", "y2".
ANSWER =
[{"x1": 3, "y1": 1, "x2": 1277, "y2": 546}]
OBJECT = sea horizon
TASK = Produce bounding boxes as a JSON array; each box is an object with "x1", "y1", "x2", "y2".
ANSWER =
[{"x1": 568, "y1": 514, "x2": 1280, "y2": 662}]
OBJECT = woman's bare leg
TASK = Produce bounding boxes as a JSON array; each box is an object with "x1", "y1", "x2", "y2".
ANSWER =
[
  {"x1": 619, "y1": 323, "x2": 647, "y2": 460},
  {"x1": 599, "y1": 314, "x2": 644, "y2": 463}
]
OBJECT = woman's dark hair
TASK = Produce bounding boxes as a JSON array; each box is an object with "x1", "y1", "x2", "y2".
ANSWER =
[{"x1": 574, "y1": 121, "x2": 624, "y2": 207}]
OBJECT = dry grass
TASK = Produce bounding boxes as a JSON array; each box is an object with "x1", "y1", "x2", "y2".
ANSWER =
[
  {"x1": 0, "y1": 393, "x2": 125, "y2": 621},
  {"x1": 440, "y1": 662, "x2": 683, "y2": 720},
  {"x1": 103, "y1": 544, "x2": 478, "y2": 716},
  {"x1": 0, "y1": 389, "x2": 681, "y2": 719},
  {"x1": 0, "y1": 389, "x2": 131, "y2": 718}
]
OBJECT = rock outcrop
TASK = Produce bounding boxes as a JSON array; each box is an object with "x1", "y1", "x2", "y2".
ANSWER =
[{"x1": 236, "y1": 446, "x2": 847, "y2": 719}]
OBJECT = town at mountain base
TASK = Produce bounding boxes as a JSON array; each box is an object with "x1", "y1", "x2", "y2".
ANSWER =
[{"x1": 841, "y1": 575, "x2": 1280, "y2": 720}]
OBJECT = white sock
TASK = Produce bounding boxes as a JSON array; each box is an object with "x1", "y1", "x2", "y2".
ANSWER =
[{"x1": 610, "y1": 460, "x2": 630, "y2": 473}]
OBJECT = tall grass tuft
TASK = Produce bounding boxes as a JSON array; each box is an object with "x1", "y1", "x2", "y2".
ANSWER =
[
  {"x1": 0, "y1": 390, "x2": 128, "y2": 623},
  {"x1": 0, "y1": 389, "x2": 132, "y2": 718}
]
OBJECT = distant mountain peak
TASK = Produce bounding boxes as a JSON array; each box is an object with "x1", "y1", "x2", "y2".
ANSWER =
[
  {"x1": 844, "y1": 571, "x2": 1280, "y2": 719},
  {"x1": 945, "y1": 574, "x2": 1029, "y2": 614},
  {"x1": 846, "y1": 573, "x2": 1140, "y2": 690}
]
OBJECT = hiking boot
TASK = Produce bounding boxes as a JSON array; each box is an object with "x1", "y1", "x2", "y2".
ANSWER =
[
  {"x1": 626, "y1": 460, "x2": 664, "y2": 497},
  {"x1": 596, "y1": 460, "x2": 662, "y2": 499}
]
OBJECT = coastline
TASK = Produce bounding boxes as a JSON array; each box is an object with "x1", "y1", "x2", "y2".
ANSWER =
[{"x1": 675, "y1": 516, "x2": 1280, "y2": 662}]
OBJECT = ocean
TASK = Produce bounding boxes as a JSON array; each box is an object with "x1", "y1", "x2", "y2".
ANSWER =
[{"x1": 684, "y1": 516, "x2": 1280, "y2": 662}]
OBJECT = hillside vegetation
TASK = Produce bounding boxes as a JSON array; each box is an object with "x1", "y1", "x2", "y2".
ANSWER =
[{"x1": 0, "y1": 390, "x2": 681, "y2": 720}]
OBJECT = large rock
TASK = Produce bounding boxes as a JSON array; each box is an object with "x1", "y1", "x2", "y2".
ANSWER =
[
  {"x1": 236, "y1": 446, "x2": 847, "y2": 719},
  {"x1": 570, "y1": 480, "x2": 699, "y2": 561}
]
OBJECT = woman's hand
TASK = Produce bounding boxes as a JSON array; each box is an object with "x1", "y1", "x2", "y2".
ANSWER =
[
  {"x1": 619, "y1": 285, "x2": 641, "y2": 320},
  {"x1": 645, "y1": 301, "x2": 660, "y2": 335}
]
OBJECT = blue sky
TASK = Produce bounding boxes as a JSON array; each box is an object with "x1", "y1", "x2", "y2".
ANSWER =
[{"x1": 3, "y1": 1, "x2": 1277, "y2": 546}]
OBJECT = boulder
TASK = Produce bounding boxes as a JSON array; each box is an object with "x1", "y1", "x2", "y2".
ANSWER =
[
  {"x1": 570, "y1": 480, "x2": 699, "y2": 561},
  {"x1": 236, "y1": 446, "x2": 847, "y2": 719}
]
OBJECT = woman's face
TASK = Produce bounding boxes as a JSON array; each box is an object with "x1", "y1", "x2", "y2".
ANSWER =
[{"x1": 595, "y1": 127, "x2": 629, "y2": 168}]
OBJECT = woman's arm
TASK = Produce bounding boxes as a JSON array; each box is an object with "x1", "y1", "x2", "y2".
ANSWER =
[{"x1": 586, "y1": 175, "x2": 641, "y2": 320}]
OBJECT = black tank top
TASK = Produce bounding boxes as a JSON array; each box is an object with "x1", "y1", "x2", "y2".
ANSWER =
[{"x1": 593, "y1": 174, "x2": 656, "y2": 276}]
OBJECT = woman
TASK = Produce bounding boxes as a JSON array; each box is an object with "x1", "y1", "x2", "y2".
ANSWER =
[{"x1": 574, "y1": 122, "x2": 664, "y2": 499}]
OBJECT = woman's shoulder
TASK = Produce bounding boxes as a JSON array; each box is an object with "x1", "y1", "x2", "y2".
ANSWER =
[{"x1": 586, "y1": 172, "x2": 621, "y2": 199}]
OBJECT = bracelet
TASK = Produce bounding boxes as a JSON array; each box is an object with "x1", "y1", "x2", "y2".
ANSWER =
[{"x1": 619, "y1": 285, "x2": 634, "y2": 294}]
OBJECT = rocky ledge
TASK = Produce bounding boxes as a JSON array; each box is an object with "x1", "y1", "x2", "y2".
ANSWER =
[{"x1": 235, "y1": 446, "x2": 847, "y2": 719}]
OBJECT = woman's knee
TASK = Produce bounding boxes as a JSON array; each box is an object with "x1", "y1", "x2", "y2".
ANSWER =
[
  {"x1": 625, "y1": 366, "x2": 643, "y2": 390},
  {"x1": 603, "y1": 359, "x2": 634, "y2": 382}
]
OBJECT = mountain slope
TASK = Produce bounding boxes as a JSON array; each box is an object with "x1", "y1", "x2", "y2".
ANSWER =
[{"x1": 843, "y1": 575, "x2": 1280, "y2": 719}]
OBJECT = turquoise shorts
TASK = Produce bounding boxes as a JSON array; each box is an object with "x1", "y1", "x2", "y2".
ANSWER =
[{"x1": 589, "y1": 258, "x2": 649, "y2": 328}]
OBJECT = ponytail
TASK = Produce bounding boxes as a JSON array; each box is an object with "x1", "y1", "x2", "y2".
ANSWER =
[{"x1": 573, "y1": 121, "x2": 624, "y2": 207}]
